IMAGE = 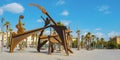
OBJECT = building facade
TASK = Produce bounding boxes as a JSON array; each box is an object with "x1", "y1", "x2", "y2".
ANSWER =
[
  {"x1": 110, "y1": 36, "x2": 120, "y2": 48},
  {"x1": 110, "y1": 36, "x2": 120, "y2": 44}
]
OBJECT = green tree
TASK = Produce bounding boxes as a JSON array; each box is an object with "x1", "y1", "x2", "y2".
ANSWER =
[
  {"x1": 96, "y1": 37, "x2": 100, "y2": 48},
  {"x1": 85, "y1": 32, "x2": 91, "y2": 50},
  {"x1": 107, "y1": 41, "x2": 118, "y2": 49},
  {"x1": 4, "y1": 21, "x2": 10, "y2": 48},
  {"x1": 57, "y1": 22, "x2": 64, "y2": 26},
  {"x1": 72, "y1": 39, "x2": 77, "y2": 48},
  {"x1": 81, "y1": 35, "x2": 85, "y2": 48},
  {"x1": 31, "y1": 33, "x2": 36, "y2": 48},
  {"x1": 8, "y1": 28, "x2": 13, "y2": 48},
  {"x1": 100, "y1": 38, "x2": 105, "y2": 49},
  {"x1": 76, "y1": 30, "x2": 80, "y2": 50},
  {"x1": 1, "y1": 17, "x2": 5, "y2": 51},
  {"x1": 91, "y1": 35, "x2": 96, "y2": 48}
]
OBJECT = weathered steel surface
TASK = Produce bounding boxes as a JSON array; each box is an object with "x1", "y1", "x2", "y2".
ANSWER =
[{"x1": 10, "y1": 4, "x2": 73, "y2": 56}]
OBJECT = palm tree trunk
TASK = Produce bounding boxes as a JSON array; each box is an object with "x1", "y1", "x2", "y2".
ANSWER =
[
  {"x1": 77, "y1": 31, "x2": 80, "y2": 50},
  {"x1": 1, "y1": 18, "x2": 4, "y2": 52},
  {"x1": 36, "y1": 34, "x2": 38, "y2": 48},
  {"x1": 58, "y1": 43, "x2": 61, "y2": 51},
  {"x1": 33, "y1": 37, "x2": 34, "y2": 47},
  {"x1": 1, "y1": 31, "x2": 4, "y2": 52},
  {"x1": 77, "y1": 38, "x2": 80, "y2": 50},
  {"x1": 87, "y1": 40, "x2": 90, "y2": 50},
  {"x1": 86, "y1": 40, "x2": 88, "y2": 50},
  {"x1": 89, "y1": 40, "x2": 91, "y2": 49},
  {"x1": 26, "y1": 38, "x2": 27, "y2": 48},
  {"x1": 6, "y1": 30, "x2": 9, "y2": 49},
  {"x1": 93, "y1": 40, "x2": 94, "y2": 49}
]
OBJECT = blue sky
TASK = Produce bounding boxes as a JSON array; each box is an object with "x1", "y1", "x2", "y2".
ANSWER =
[{"x1": 0, "y1": 0, "x2": 120, "y2": 40}]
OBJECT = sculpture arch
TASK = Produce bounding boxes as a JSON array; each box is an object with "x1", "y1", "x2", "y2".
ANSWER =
[{"x1": 10, "y1": 4, "x2": 73, "y2": 56}]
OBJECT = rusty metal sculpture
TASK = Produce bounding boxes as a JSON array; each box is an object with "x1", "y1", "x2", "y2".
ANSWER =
[
  {"x1": 16, "y1": 15, "x2": 25, "y2": 34},
  {"x1": 10, "y1": 3, "x2": 73, "y2": 56}
]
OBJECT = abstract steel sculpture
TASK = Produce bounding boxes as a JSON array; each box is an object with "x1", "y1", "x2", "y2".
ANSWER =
[
  {"x1": 10, "y1": 3, "x2": 73, "y2": 55},
  {"x1": 16, "y1": 15, "x2": 25, "y2": 34}
]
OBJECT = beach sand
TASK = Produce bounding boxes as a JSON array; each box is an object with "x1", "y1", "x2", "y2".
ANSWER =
[{"x1": 0, "y1": 48, "x2": 120, "y2": 60}]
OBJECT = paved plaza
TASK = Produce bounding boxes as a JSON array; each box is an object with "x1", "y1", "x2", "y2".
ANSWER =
[{"x1": 0, "y1": 48, "x2": 120, "y2": 60}]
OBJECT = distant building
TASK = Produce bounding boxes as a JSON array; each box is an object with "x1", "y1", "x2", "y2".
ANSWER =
[
  {"x1": 0, "y1": 32, "x2": 37, "y2": 47},
  {"x1": 72, "y1": 38, "x2": 77, "y2": 41},
  {"x1": 110, "y1": 36, "x2": 120, "y2": 48},
  {"x1": 0, "y1": 32, "x2": 8, "y2": 46}
]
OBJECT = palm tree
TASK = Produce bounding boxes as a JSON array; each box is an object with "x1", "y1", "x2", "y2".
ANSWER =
[
  {"x1": 100, "y1": 38, "x2": 105, "y2": 49},
  {"x1": 32, "y1": 33, "x2": 36, "y2": 47},
  {"x1": 9, "y1": 28, "x2": 13, "y2": 47},
  {"x1": 96, "y1": 37, "x2": 100, "y2": 48},
  {"x1": 35, "y1": 33, "x2": 38, "y2": 48},
  {"x1": 57, "y1": 22, "x2": 64, "y2": 26},
  {"x1": 4, "y1": 21, "x2": 10, "y2": 48},
  {"x1": 9, "y1": 28, "x2": 13, "y2": 32},
  {"x1": 81, "y1": 35, "x2": 85, "y2": 48},
  {"x1": 91, "y1": 35, "x2": 96, "y2": 49},
  {"x1": 85, "y1": 32, "x2": 91, "y2": 50},
  {"x1": 69, "y1": 35, "x2": 73, "y2": 48},
  {"x1": 76, "y1": 30, "x2": 80, "y2": 50},
  {"x1": 24, "y1": 28, "x2": 28, "y2": 48},
  {"x1": 1, "y1": 17, "x2": 5, "y2": 51}
]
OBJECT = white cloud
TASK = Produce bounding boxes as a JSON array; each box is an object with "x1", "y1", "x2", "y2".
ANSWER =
[
  {"x1": 56, "y1": 0, "x2": 65, "y2": 6},
  {"x1": 95, "y1": 28, "x2": 102, "y2": 31},
  {"x1": 82, "y1": 32, "x2": 88, "y2": 36},
  {"x1": 95, "y1": 32, "x2": 105, "y2": 38},
  {"x1": 104, "y1": 11, "x2": 111, "y2": 14},
  {"x1": 44, "y1": 30, "x2": 50, "y2": 35},
  {"x1": 81, "y1": 29, "x2": 89, "y2": 35},
  {"x1": 13, "y1": 28, "x2": 17, "y2": 32},
  {"x1": 61, "y1": 20, "x2": 71, "y2": 26},
  {"x1": 61, "y1": 10, "x2": 69, "y2": 16},
  {"x1": 72, "y1": 29, "x2": 89, "y2": 38},
  {"x1": 108, "y1": 31, "x2": 120, "y2": 38},
  {"x1": 98, "y1": 5, "x2": 109, "y2": 11},
  {"x1": 98, "y1": 5, "x2": 111, "y2": 14},
  {"x1": 71, "y1": 32, "x2": 77, "y2": 38},
  {"x1": 2, "y1": 3, "x2": 24, "y2": 13},
  {"x1": 0, "y1": 8, "x2": 3, "y2": 15},
  {"x1": 0, "y1": 2, "x2": 24, "y2": 15},
  {"x1": 79, "y1": 29, "x2": 90, "y2": 38},
  {"x1": 37, "y1": 19, "x2": 43, "y2": 23}
]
